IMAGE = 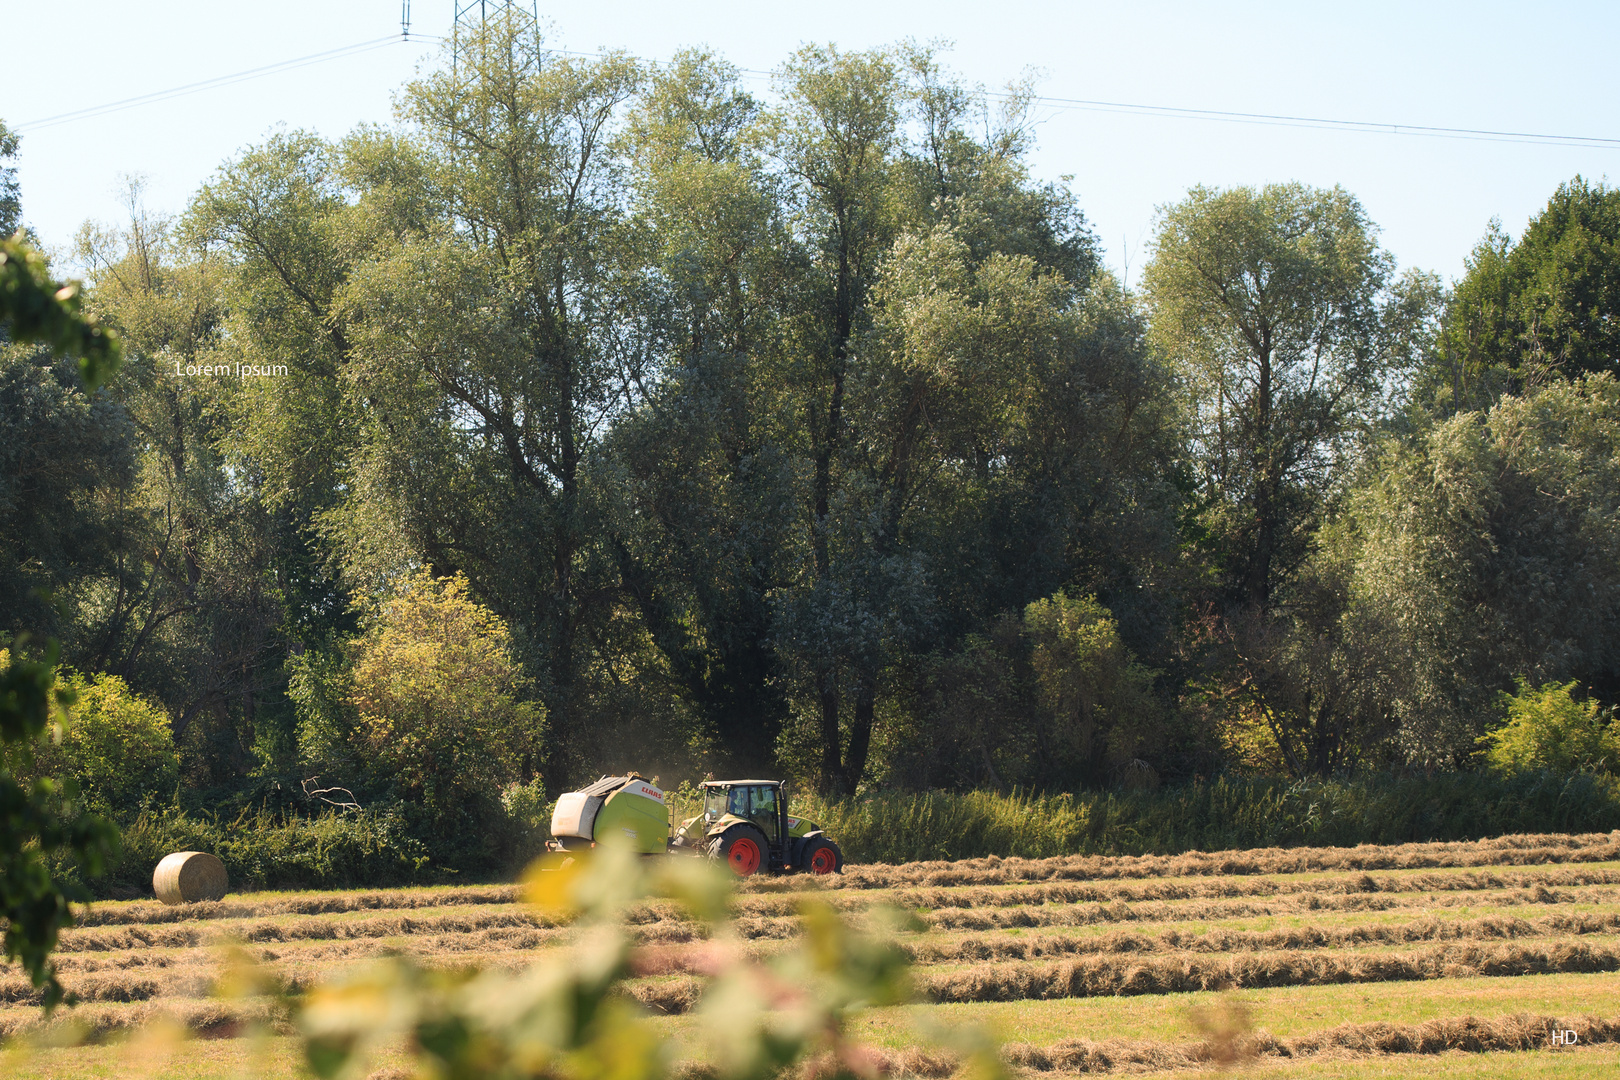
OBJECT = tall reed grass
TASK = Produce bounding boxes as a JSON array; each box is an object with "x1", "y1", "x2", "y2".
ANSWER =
[{"x1": 793, "y1": 771, "x2": 1620, "y2": 864}]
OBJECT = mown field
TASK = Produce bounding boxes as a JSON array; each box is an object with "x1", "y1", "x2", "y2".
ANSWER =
[{"x1": 6, "y1": 832, "x2": 1620, "y2": 1078}]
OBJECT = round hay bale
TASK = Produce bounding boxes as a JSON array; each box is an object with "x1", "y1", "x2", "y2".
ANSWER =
[{"x1": 152, "y1": 851, "x2": 229, "y2": 905}]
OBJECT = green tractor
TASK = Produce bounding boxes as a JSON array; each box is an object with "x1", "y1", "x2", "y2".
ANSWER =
[
  {"x1": 546, "y1": 774, "x2": 844, "y2": 877},
  {"x1": 670, "y1": 779, "x2": 843, "y2": 876}
]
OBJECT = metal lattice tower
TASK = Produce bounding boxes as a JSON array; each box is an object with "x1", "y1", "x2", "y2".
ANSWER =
[{"x1": 450, "y1": 0, "x2": 541, "y2": 77}]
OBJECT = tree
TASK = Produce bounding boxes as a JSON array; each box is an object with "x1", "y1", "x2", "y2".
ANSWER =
[
  {"x1": 326, "y1": 14, "x2": 640, "y2": 782},
  {"x1": 0, "y1": 233, "x2": 122, "y2": 1009},
  {"x1": 1425, "y1": 177, "x2": 1620, "y2": 411},
  {"x1": 593, "y1": 49, "x2": 797, "y2": 775},
  {"x1": 348, "y1": 572, "x2": 544, "y2": 866},
  {"x1": 1144, "y1": 183, "x2": 1436, "y2": 610},
  {"x1": 1347, "y1": 376, "x2": 1620, "y2": 765},
  {"x1": 72, "y1": 187, "x2": 291, "y2": 790},
  {"x1": 0, "y1": 119, "x2": 21, "y2": 239}
]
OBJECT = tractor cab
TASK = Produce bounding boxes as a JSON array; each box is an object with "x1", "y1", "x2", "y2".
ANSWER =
[{"x1": 673, "y1": 779, "x2": 843, "y2": 877}]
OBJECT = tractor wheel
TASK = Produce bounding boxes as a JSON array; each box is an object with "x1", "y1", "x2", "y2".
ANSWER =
[
  {"x1": 802, "y1": 838, "x2": 842, "y2": 875},
  {"x1": 711, "y1": 826, "x2": 768, "y2": 877}
]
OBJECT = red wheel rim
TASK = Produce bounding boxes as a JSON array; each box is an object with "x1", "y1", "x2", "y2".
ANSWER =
[
  {"x1": 727, "y1": 836, "x2": 761, "y2": 875},
  {"x1": 809, "y1": 846, "x2": 836, "y2": 874}
]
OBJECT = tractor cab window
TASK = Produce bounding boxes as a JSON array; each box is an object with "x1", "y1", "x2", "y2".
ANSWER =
[
  {"x1": 704, "y1": 788, "x2": 729, "y2": 821},
  {"x1": 749, "y1": 786, "x2": 779, "y2": 842},
  {"x1": 728, "y1": 787, "x2": 749, "y2": 817}
]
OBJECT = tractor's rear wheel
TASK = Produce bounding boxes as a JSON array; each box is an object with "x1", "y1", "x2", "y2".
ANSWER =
[
  {"x1": 711, "y1": 826, "x2": 768, "y2": 876},
  {"x1": 803, "y1": 838, "x2": 842, "y2": 875}
]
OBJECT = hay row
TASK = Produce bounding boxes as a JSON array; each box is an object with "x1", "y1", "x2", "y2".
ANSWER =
[
  {"x1": 54, "y1": 908, "x2": 551, "y2": 954},
  {"x1": 910, "y1": 914, "x2": 1620, "y2": 962},
  {"x1": 0, "y1": 997, "x2": 288, "y2": 1041},
  {"x1": 927, "y1": 887, "x2": 1620, "y2": 928},
  {"x1": 830, "y1": 834, "x2": 1620, "y2": 890},
  {"x1": 1000, "y1": 1012, "x2": 1620, "y2": 1074},
  {"x1": 916, "y1": 941, "x2": 1620, "y2": 1004},
  {"x1": 73, "y1": 886, "x2": 524, "y2": 928},
  {"x1": 878, "y1": 868, "x2": 1620, "y2": 911},
  {"x1": 69, "y1": 832, "x2": 1620, "y2": 926}
]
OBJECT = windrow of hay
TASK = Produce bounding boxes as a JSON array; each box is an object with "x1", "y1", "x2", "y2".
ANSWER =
[
  {"x1": 56, "y1": 908, "x2": 552, "y2": 953},
  {"x1": 825, "y1": 833, "x2": 1620, "y2": 890},
  {"x1": 919, "y1": 941, "x2": 1620, "y2": 1003},
  {"x1": 906, "y1": 913, "x2": 1620, "y2": 962},
  {"x1": 72, "y1": 886, "x2": 524, "y2": 927},
  {"x1": 878, "y1": 867, "x2": 1620, "y2": 910},
  {"x1": 926, "y1": 887, "x2": 1620, "y2": 928},
  {"x1": 0, "y1": 997, "x2": 289, "y2": 1041},
  {"x1": 1000, "y1": 1012, "x2": 1620, "y2": 1073}
]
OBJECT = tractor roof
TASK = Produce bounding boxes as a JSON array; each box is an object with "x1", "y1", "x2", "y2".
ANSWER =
[{"x1": 699, "y1": 779, "x2": 780, "y2": 788}]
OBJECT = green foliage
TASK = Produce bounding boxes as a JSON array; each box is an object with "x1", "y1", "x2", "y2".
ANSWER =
[
  {"x1": 794, "y1": 771, "x2": 1620, "y2": 863},
  {"x1": 1145, "y1": 182, "x2": 1437, "y2": 607},
  {"x1": 0, "y1": 119, "x2": 19, "y2": 239},
  {"x1": 1024, "y1": 593, "x2": 1165, "y2": 774},
  {"x1": 1427, "y1": 177, "x2": 1620, "y2": 410},
  {"x1": 0, "y1": 238, "x2": 122, "y2": 391},
  {"x1": 877, "y1": 594, "x2": 1172, "y2": 792},
  {"x1": 1480, "y1": 680, "x2": 1620, "y2": 778},
  {"x1": 0, "y1": 236, "x2": 125, "y2": 1010},
  {"x1": 348, "y1": 572, "x2": 545, "y2": 868},
  {"x1": 24, "y1": 669, "x2": 178, "y2": 818},
  {"x1": 0, "y1": 643, "x2": 119, "y2": 1008},
  {"x1": 105, "y1": 804, "x2": 428, "y2": 895},
  {"x1": 1347, "y1": 375, "x2": 1620, "y2": 765}
]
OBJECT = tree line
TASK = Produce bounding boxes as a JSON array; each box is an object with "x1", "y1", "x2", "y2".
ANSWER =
[{"x1": 5, "y1": 13, "x2": 1620, "y2": 856}]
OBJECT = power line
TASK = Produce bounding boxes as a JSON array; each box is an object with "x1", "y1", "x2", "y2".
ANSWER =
[
  {"x1": 16, "y1": 35, "x2": 418, "y2": 133},
  {"x1": 16, "y1": 30, "x2": 1619, "y2": 153},
  {"x1": 998, "y1": 92, "x2": 1620, "y2": 150}
]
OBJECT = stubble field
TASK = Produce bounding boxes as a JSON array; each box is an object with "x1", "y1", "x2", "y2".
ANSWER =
[{"x1": 6, "y1": 832, "x2": 1620, "y2": 1078}]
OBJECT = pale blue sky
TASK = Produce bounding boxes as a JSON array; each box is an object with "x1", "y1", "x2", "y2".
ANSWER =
[{"x1": 7, "y1": 0, "x2": 1618, "y2": 286}]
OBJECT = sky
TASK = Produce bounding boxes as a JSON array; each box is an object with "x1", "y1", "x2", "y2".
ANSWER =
[{"x1": 6, "y1": 0, "x2": 1618, "y2": 287}]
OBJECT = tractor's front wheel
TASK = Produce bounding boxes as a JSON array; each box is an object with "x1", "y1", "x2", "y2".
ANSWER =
[
  {"x1": 711, "y1": 826, "x2": 768, "y2": 876},
  {"x1": 802, "y1": 837, "x2": 842, "y2": 875}
]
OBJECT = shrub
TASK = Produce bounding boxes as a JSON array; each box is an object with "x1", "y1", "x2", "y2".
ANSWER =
[
  {"x1": 348, "y1": 571, "x2": 546, "y2": 869},
  {"x1": 101, "y1": 805, "x2": 430, "y2": 896},
  {"x1": 1480, "y1": 679, "x2": 1620, "y2": 778},
  {"x1": 29, "y1": 669, "x2": 178, "y2": 818}
]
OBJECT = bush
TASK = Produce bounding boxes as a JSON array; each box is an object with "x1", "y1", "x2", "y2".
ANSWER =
[
  {"x1": 94, "y1": 805, "x2": 431, "y2": 897},
  {"x1": 29, "y1": 669, "x2": 178, "y2": 819},
  {"x1": 1480, "y1": 679, "x2": 1620, "y2": 778},
  {"x1": 347, "y1": 571, "x2": 546, "y2": 870}
]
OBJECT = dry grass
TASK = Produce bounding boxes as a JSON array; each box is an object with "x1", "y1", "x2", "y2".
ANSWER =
[
  {"x1": 1001, "y1": 1012, "x2": 1620, "y2": 1073},
  {"x1": 906, "y1": 912, "x2": 1620, "y2": 962},
  {"x1": 825, "y1": 833, "x2": 1620, "y2": 890},
  {"x1": 919, "y1": 940, "x2": 1620, "y2": 1003}
]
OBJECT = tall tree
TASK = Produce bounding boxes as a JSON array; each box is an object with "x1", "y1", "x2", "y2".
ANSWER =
[
  {"x1": 604, "y1": 50, "x2": 797, "y2": 774},
  {"x1": 1144, "y1": 183, "x2": 1434, "y2": 610},
  {"x1": 1425, "y1": 177, "x2": 1620, "y2": 412},
  {"x1": 331, "y1": 12, "x2": 640, "y2": 776}
]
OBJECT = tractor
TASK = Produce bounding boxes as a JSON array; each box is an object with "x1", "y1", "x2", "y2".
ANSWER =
[
  {"x1": 547, "y1": 774, "x2": 843, "y2": 877},
  {"x1": 670, "y1": 779, "x2": 844, "y2": 876}
]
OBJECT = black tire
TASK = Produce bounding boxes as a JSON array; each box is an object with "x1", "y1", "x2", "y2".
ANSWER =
[
  {"x1": 709, "y1": 825, "x2": 770, "y2": 876},
  {"x1": 802, "y1": 837, "x2": 842, "y2": 875}
]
